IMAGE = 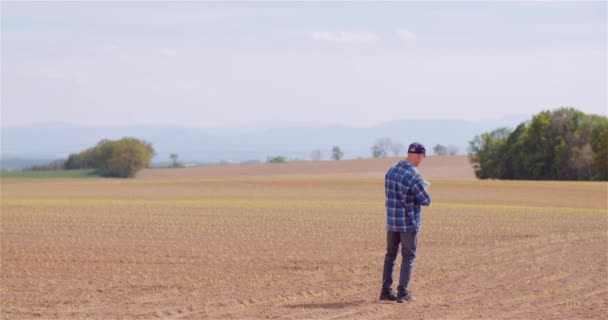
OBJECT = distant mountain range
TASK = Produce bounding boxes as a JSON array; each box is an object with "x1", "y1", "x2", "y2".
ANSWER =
[{"x1": 1, "y1": 116, "x2": 530, "y2": 170}]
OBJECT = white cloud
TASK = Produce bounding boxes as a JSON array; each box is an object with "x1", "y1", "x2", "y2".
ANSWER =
[
  {"x1": 311, "y1": 31, "x2": 379, "y2": 43},
  {"x1": 397, "y1": 29, "x2": 417, "y2": 41}
]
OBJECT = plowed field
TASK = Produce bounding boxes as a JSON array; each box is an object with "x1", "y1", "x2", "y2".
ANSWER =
[{"x1": 1, "y1": 159, "x2": 606, "y2": 319}]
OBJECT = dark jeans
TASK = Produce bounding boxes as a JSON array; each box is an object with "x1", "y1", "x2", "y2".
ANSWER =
[{"x1": 381, "y1": 231, "x2": 418, "y2": 295}]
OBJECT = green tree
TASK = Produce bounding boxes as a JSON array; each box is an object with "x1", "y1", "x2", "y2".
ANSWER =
[
  {"x1": 169, "y1": 153, "x2": 183, "y2": 168},
  {"x1": 266, "y1": 156, "x2": 287, "y2": 163},
  {"x1": 65, "y1": 137, "x2": 155, "y2": 178},
  {"x1": 65, "y1": 153, "x2": 84, "y2": 169},
  {"x1": 502, "y1": 123, "x2": 527, "y2": 179},
  {"x1": 433, "y1": 144, "x2": 448, "y2": 156},
  {"x1": 371, "y1": 145, "x2": 383, "y2": 158},
  {"x1": 468, "y1": 128, "x2": 511, "y2": 179},
  {"x1": 591, "y1": 117, "x2": 608, "y2": 180},
  {"x1": 548, "y1": 108, "x2": 588, "y2": 180},
  {"x1": 468, "y1": 107, "x2": 607, "y2": 181},
  {"x1": 105, "y1": 138, "x2": 155, "y2": 178},
  {"x1": 520, "y1": 111, "x2": 553, "y2": 179},
  {"x1": 331, "y1": 146, "x2": 344, "y2": 160}
]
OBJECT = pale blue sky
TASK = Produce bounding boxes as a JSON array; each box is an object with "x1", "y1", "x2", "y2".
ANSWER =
[{"x1": 2, "y1": 1, "x2": 606, "y2": 127}]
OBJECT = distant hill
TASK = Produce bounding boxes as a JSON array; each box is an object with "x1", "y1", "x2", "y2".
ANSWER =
[{"x1": 1, "y1": 116, "x2": 528, "y2": 169}]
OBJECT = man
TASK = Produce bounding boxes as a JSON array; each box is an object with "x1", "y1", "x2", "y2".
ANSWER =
[{"x1": 380, "y1": 142, "x2": 432, "y2": 303}]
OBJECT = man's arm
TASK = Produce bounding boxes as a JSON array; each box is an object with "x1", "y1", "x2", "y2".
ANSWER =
[{"x1": 410, "y1": 174, "x2": 432, "y2": 206}]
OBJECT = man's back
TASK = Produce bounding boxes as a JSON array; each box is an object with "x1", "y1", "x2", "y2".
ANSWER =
[{"x1": 385, "y1": 160, "x2": 431, "y2": 232}]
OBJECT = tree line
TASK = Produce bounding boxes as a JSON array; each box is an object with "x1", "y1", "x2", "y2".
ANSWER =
[
  {"x1": 468, "y1": 107, "x2": 608, "y2": 181},
  {"x1": 293, "y1": 140, "x2": 459, "y2": 163}
]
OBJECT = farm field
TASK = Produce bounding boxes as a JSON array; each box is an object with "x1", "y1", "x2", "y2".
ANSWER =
[
  {"x1": 136, "y1": 155, "x2": 477, "y2": 180},
  {"x1": 0, "y1": 169, "x2": 102, "y2": 179},
  {"x1": 1, "y1": 159, "x2": 607, "y2": 319}
]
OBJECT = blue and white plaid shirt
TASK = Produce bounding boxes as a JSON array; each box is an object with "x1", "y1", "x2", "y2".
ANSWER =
[{"x1": 385, "y1": 160, "x2": 432, "y2": 232}]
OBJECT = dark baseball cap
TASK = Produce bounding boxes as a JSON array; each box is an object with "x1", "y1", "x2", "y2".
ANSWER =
[{"x1": 408, "y1": 142, "x2": 426, "y2": 156}]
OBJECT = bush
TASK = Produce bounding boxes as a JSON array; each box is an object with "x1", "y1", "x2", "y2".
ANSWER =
[
  {"x1": 65, "y1": 137, "x2": 155, "y2": 178},
  {"x1": 267, "y1": 156, "x2": 287, "y2": 163}
]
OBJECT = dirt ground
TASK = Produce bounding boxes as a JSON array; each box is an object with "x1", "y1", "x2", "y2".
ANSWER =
[
  {"x1": 136, "y1": 155, "x2": 477, "y2": 181},
  {"x1": 1, "y1": 159, "x2": 607, "y2": 319}
]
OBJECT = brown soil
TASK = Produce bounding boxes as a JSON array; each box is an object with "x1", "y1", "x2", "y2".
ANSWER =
[
  {"x1": 1, "y1": 172, "x2": 606, "y2": 319},
  {"x1": 136, "y1": 155, "x2": 477, "y2": 180}
]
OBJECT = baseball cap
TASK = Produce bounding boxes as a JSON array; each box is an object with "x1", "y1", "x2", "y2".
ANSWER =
[{"x1": 408, "y1": 142, "x2": 426, "y2": 156}]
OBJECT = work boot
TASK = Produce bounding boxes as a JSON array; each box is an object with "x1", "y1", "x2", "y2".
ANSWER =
[
  {"x1": 379, "y1": 290, "x2": 397, "y2": 301},
  {"x1": 396, "y1": 292, "x2": 416, "y2": 303}
]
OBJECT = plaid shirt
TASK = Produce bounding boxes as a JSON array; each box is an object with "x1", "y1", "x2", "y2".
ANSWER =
[{"x1": 385, "y1": 160, "x2": 432, "y2": 232}]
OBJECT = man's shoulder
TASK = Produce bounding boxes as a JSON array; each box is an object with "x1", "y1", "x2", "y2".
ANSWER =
[
  {"x1": 391, "y1": 161, "x2": 421, "y2": 180},
  {"x1": 393, "y1": 161, "x2": 417, "y2": 173},
  {"x1": 387, "y1": 161, "x2": 406, "y2": 175},
  {"x1": 387, "y1": 161, "x2": 417, "y2": 180}
]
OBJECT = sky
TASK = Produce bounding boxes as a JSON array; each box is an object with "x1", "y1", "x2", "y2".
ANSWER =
[{"x1": 1, "y1": 1, "x2": 606, "y2": 128}]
